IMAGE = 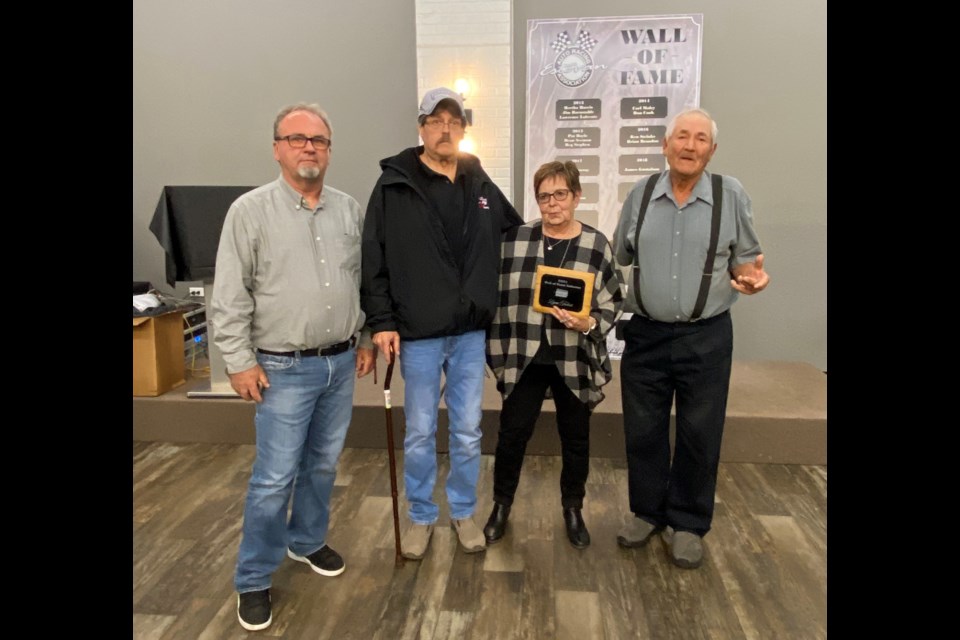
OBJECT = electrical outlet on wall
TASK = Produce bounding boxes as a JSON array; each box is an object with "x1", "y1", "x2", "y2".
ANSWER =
[{"x1": 189, "y1": 287, "x2": 205, "y2": 298}]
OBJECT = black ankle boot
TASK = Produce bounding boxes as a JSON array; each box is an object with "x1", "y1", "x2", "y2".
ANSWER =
[
  {"x1": 563, "y1": 507, "x2": 590, "y2": 549},
  {"x1": 483, "y1": 503, "x2": 511, "y2": 544}
]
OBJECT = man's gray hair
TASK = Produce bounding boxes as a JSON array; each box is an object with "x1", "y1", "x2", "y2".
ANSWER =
[
  {"x1": 665, "y1": 107, "x2": 718, "y2": 143},
  {"x1": 273, "y1": 103, "x2": 333, "y2": 141}
]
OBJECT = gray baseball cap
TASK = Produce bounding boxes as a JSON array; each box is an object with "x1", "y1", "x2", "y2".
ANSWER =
[{"x1": 418, "y1": 87, "x2": 465, "y2": 120}]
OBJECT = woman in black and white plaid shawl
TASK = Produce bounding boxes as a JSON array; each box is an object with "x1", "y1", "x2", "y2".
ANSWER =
[{"x1": 483, "y1": 161, "x2": 624, "y2": 549}]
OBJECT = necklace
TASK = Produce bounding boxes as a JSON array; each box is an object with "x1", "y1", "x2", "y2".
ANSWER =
[
  {"x1": 544, "y1": 233, "x2": 574, "y2": 267},
  {"x1": 544, "y1": 235, "x2": 568, "y2": 251}
]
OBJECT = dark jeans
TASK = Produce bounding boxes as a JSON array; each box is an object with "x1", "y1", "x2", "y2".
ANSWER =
[
  {"x1": 620, "y1": 311, "x2": 732, "y2": 536},
  {"x1": 493, "y1": 363, "x2": 592, "y2": 509}
]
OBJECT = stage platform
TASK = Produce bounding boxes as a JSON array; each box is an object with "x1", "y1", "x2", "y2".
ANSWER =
[{"x1": 133, "y1": 359, "x2": 826, "y2": 465}]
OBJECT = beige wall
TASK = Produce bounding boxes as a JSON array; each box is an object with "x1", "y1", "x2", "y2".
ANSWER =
[{"x1": 133, "y1": 0, "x2": 826, "y2": 370}]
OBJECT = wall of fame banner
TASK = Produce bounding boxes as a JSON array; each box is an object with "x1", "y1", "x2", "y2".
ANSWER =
[
  {"x1": 524, "y1": 14, "x2": 703, "y2": 240},
  {"x1": 525, "y1": 15, "x2": 703, "y2": 359}
]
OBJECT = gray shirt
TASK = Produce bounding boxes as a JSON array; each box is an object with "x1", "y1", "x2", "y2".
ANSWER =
[
  {"x1": 612, "y1": 170, "x2": 762, "y2": 322},
  {"x1": 210, "y1": 176, "x2": 368, "y2": 373}
]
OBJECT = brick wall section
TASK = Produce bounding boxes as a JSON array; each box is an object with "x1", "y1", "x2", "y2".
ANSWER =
[{"x1": 415, "y1": 0, "x2": 513, "y2": 198}]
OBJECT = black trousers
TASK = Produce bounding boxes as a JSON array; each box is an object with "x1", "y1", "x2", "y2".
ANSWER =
[
  {"x1": 620, "y1": 312, "x2": 732, "y2": 536},
  {"x1": 493, "y1": 363, "x2": 592, "y2": 509}
]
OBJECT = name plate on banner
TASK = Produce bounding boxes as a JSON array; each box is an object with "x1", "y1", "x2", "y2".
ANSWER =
[
  {"x1": 556, "y1": 127, "x2": 601, "y2": 149},
  {"x1": 619, "y1": 154, "x2": 666, "y2": 175},
  {"x1": 556, "y1": 99, "x2": 602, "y2": 120},
  {"x1": 532, "y1": 265, "x2": 595, "y2": 319},
  {"x1": 620, "y1": 97, "x2": 668, "y2": 119},
  {"x1": 619, "y1": 126, "x2": 666, "y2": 147},
  {"x1": 555, "y1": 155, "x2": 600, "y2": 176}
]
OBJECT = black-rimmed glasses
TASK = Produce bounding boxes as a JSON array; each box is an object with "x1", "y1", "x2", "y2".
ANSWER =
[
  {"x1": 275, "y1": 134, "x2": 331, "y2": 150},
  {"x1": 536, "y1": 189, "x2": 571, "y2": 204}
]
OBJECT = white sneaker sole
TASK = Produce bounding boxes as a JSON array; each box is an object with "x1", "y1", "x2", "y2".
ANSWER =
[
  {"x1": 237, "y1": 596, "x2": 272, "y2": 631},
  {"x1": 286, "y1": 548, "x2": 346, "y2": 577}
]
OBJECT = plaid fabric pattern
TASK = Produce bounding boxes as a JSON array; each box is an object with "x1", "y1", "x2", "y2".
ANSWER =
[{"x1": 487, "y1": 221, "x2": 624, "y2": 410}]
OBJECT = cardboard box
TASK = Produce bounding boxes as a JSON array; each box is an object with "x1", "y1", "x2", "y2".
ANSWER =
[{"x1": 133, "y1": 310, "x2": 186, "y2": 396}]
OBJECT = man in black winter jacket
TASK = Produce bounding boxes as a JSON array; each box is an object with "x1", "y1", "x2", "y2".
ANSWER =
[{"x1": 361, "y1": 87, "x2": 523, "y2": 560}]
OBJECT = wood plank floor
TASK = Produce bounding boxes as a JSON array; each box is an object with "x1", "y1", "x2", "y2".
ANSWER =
[{"x1": 133, "y1": 442, "x2": 826, "y2": 639}]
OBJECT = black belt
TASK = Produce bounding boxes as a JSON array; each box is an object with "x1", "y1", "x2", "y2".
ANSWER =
[
  {"x1": 632, "y1": 310, "x2": 730, "y2": 327},
  {"x1": 257, "y1": 336, "x2": 355, "y2": 358}
]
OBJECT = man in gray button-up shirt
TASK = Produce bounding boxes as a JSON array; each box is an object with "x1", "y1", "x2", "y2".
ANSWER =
[
  {"x1": 210, "y1": 103, "x2": 374, "y2": 632},
  {"x1": 612, "y1": 107, "x2": 769, "y2": 570}
]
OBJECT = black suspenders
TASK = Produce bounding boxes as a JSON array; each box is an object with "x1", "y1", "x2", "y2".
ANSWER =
[{"x1": 631, "y1": 172, "x2": 723, "y2": 321}]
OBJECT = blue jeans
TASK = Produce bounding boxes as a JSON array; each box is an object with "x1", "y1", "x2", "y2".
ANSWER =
[
  {"x1": 234, "y1": 348, "x2": 355, "y2": 593},
  {"x1": 400, "y1": 330, "x2": 486, "y2": 524}
]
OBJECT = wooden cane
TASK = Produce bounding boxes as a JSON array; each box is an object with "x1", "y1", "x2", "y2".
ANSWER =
[{"x1": 383, "y1": 357, "x2": 404, "y2": 566}]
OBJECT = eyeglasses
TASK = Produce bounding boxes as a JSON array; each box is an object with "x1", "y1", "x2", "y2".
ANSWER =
[
  {"x1": 274, "y1": 134, "x2": 331, "y2": 150},
  {"x1": 422, "y1": 118, "x2": 464, "y2": 132},
  {"x1": 536, "y1": 189, "x2": 571, "y2": 204}
]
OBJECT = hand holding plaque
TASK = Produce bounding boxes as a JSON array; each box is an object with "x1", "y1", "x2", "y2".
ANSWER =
[{"x1": 532, "y1": 265, "x2": 595, "y2": 319}]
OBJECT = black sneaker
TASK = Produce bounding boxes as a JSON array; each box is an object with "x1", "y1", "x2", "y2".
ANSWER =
[
  {"x1": 237, "y1": 588, "x2": 271, "y2": 631},
  {"x1": 287, "y1": 545, "x2": 346, "y2": 576}
]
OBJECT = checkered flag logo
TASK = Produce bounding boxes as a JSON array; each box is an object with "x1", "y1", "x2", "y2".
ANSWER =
[
  {"x1": 551, "y1": 31, "x2": 571, "y2": 51},
  {"x1": 577, "y1": 30, "x2": 598, "y2": 51},
  {"x1": 545, "y1": 27, "x2": 603, "y2": 87}
]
